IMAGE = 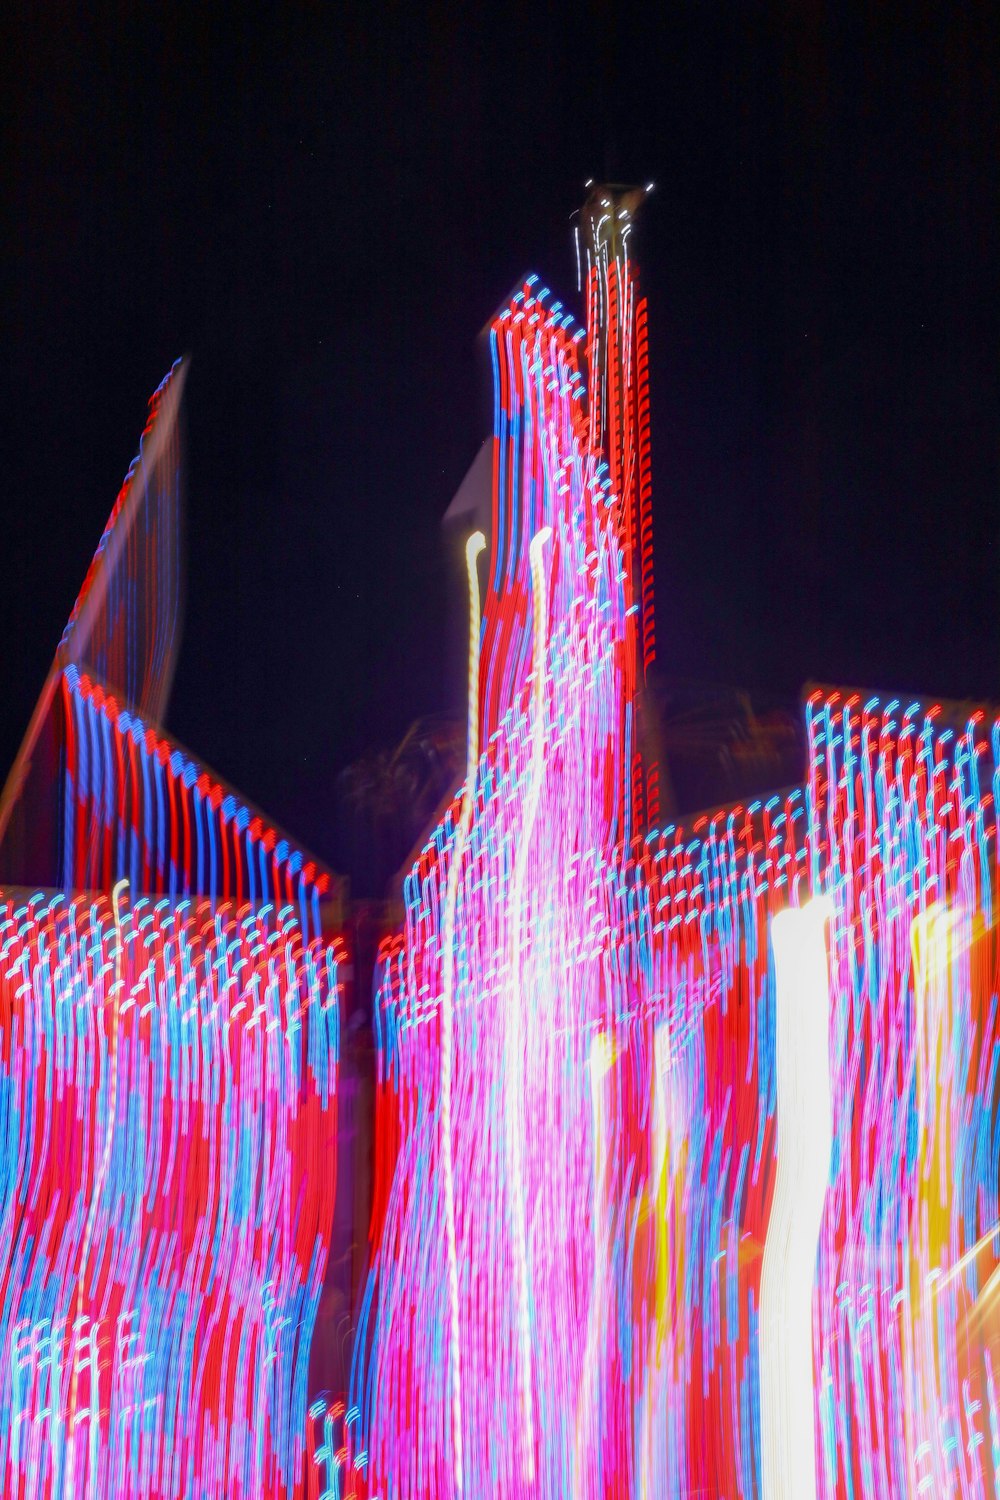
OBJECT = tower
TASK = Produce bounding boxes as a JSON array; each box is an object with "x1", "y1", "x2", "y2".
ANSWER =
[{"x1": 579, "y1": 182, "x2": 659, "y2": 826}]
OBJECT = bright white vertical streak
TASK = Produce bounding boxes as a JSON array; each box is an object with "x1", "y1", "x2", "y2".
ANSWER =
[
  {"x1": 506, "y1": 525, "x2": 552, "y2": 1484},
  {"x1": 760, "y1": 896, "x2": 833, "y2": 1500},
  {"x1": 439, "y1": 530, "x2": 485, "y2": 1494}
]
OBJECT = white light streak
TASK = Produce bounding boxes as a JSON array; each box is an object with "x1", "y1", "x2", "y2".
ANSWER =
[
  {"x1": 760, "y1": 896, "x2": 833, "y2": 1500},
  {"x1": 439, "y1": 530, "x2": 486, "y2": 1493}
]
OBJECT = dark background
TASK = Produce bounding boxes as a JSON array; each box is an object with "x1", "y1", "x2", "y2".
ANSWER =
[{"x1": 4, "y1": 4, "x2": 997, "y2": 872}]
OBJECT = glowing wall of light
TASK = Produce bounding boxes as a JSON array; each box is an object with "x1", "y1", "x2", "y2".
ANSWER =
[
  {"x1": 27, "y1": 203, "x2": 999, "y2": 1500},
  {"x1": 0, "y1": 891, "x2": 342, "y2": 1500},
  {"x1": 345, "y1": 230, "x2": 1000, "y2": 1498},
  {"x1": 352, "y1": 674, "x2": 1000, "y2": 1500}
]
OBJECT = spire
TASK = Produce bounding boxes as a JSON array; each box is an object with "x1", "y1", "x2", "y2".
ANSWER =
[{"x1": 579, "y1": 181, "x2": 659, "y2": 823}]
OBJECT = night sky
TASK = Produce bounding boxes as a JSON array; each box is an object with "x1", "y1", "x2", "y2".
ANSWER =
[{"x1": 4, "y1": 5, "x2": 997, "y2": 872}]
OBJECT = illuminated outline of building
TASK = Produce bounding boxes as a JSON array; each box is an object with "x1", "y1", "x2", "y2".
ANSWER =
[
  {"x1": 346, "y1": 189, "x2": 1000, "y2": 1500},
  {"x1": 0, "y1": 362, "x2": 346, "y2": 1499},
  {"x1": 1, "y1": 191, "x2": 998, "y2": 1500}
]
